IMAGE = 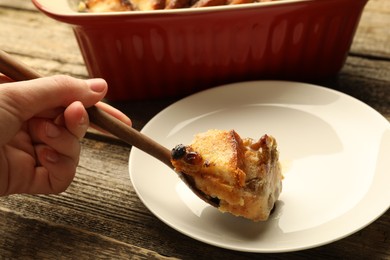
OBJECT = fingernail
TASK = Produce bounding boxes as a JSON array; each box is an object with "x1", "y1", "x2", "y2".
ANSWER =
[
  {"x1": 79, "y1": 114, "x2": 86, "y2": 126},
  {"x1": 78, "y1": 114, "x2": 88, "y2": 139},
  {"x1": 46, "y1": 122, "x2": 61, "y2": 138},
  {"x1": 45, "y1": 149, "x2": 59, "y2": 163},
  {"x1": 86, "y1": 78, "x2": 107, "y2": 93}
]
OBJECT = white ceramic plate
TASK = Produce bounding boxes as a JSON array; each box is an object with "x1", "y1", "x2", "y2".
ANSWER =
[{"x1": 129, "y1": 81, "x2": 390, "y2": 253}]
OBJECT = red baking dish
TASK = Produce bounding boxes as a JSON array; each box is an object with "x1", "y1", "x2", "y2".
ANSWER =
[{"x1": 32, "y1": 0, "x2": 368, "y2": 101}]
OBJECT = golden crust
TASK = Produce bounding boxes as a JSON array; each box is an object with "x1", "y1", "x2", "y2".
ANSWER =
[
  {"x1": 190, "y1": 130, "x2": 246, "y2": 187},
  {"x1": 171, "y1": 129, "x2": 282, "y2": 222},
  {"x1": 81, "y1": 0, "x2": 133, "y2": 12}
]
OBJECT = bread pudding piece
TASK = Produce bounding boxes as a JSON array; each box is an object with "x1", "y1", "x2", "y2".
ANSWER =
[
  {"x1": 171, "y1": 129, "x2": 282, "y2": 222},
  {"x1": 78, "y1": 0, "x2": 279, "y2": 12},
  {"x1": 79, "y1": 0, "x2": 132, "y2": 12}
]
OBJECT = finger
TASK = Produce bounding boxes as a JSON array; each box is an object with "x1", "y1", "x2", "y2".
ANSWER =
[
  {"x1": 54, "y1": 113, "x2": 65, "y2": 127},
  {"x1": 64, "y1": 101, "x2": 89, "y2": 139},
  {"x1": 91, "y1": 102, "x2": 132, "y2": 134},
  {"x1": 0, "y1": 74, "x2": 12, "y2": 83},
  {"x1": 2, "y1": 131, "x2": 78, "y2": 195},
  {"x1": 0, "y1": 145, "x2": 75, "y2": 195},
  {"x1": 95, "y1": 102, "x2": 132, "y2": 127},
  {"x1": 0, "y1": 76, "x2": 107, "y2": 122},
  {"x1": 6, "y1": 130, "x2": 35, "y2": 158},
  {"x1": 28, "y1": 119, "x2": 81, "y2": 161},
  {"x1": 29, "y1": 145, "x2": 76, "y2": 194}
]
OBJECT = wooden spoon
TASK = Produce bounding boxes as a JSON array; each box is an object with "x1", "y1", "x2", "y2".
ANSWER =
[{"x1": 0, "y1": 49, "x2": 219, "y2": 208}]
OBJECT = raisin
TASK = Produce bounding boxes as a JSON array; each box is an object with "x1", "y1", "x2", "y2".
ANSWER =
[
  {"x1": 184, "y1": 152, "x2": 202, "y2": 165},
  {"x1": 171, "y1": 144, "x2": 187, "y2": 160}
]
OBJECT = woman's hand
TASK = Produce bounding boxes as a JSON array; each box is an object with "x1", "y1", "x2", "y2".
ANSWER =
[{"x1": 0, "y1": 75, "x2": 131, "y2": 196}]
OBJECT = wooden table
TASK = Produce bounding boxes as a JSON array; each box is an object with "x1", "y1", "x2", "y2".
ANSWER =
[{"x1": 0, "y1": 0, "x2": 389, "y2": 258}]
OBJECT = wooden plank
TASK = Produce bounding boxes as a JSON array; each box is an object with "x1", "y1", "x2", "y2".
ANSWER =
[
  {"x1": 0, "y1": 2, "x2": 87, "y2": 77},
  {"x1": 0, "y1": 0, "x2": 36, "y2": 10},
  {"x1": 338, "y1": 56, "x2": 390, "y2": 120},
  {"x1": 0, "y1": 137, "x2": 389, "y2": 259},
  {"x1": 351, "y1": 0, "x2": 390, "y2": 58},
  {"x1": 0, "y1": 209, "x2": 178, "y2": 259}
]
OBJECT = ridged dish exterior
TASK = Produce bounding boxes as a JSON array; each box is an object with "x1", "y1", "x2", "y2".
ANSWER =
[{"x1": 38, "y1": 0, "x2": 368, "y2": 100}]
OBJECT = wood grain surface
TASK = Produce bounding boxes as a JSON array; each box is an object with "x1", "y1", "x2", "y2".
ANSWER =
[{"x1": 0, "y1": 0, "x2": 389, "y2": 259}]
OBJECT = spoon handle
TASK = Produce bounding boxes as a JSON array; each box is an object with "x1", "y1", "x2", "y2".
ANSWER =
[
  {"x1": 0, "y1": 49, "x2": 173, "y2": 169},
  {"x1": 0, "y1": 50, "x2": 41, "y2": 80},
  {"x1": 87, "y1": 105, "x2": 173, "y2": 168}
]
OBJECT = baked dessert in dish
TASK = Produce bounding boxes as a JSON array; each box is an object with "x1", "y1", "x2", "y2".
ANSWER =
[
  {"x1": 78, "y1": 0, "x2": 277, "y2": 12},
  {"x1": 171, "y1": 129, "x2": 282, "y2": 222}
]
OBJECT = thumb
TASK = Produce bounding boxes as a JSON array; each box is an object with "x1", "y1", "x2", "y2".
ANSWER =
[{"x1": 0, "y1": 75, "x2": 107, "y2": 121}]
